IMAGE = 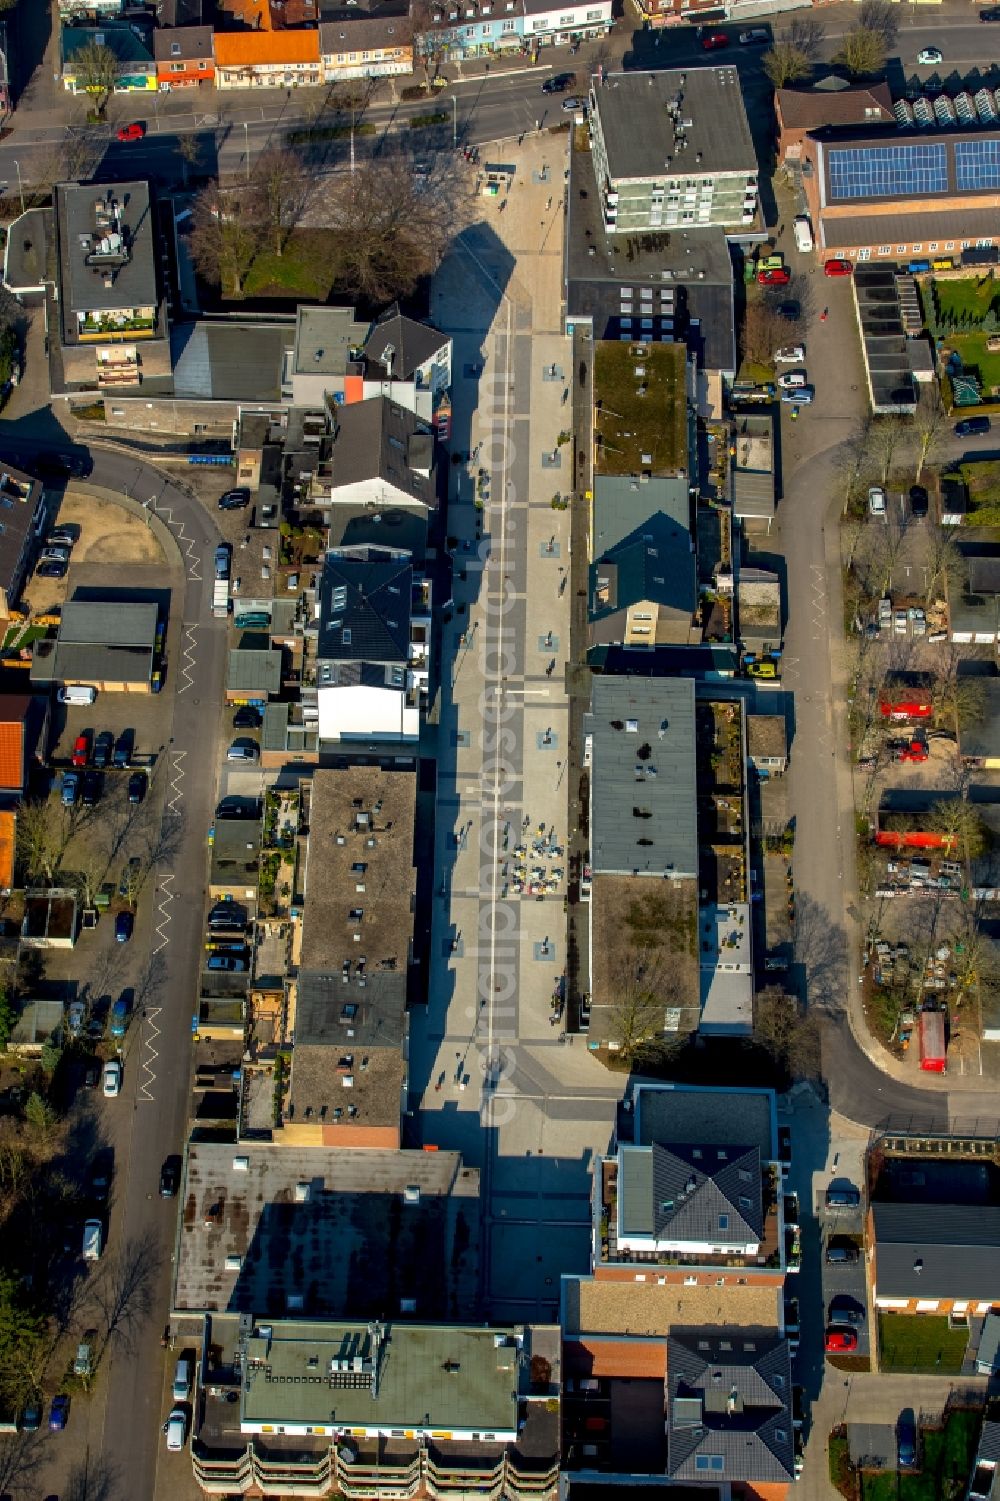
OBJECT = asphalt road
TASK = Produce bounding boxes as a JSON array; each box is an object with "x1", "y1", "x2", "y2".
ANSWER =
[{"x1": 0, "y1": 426, "x2": 226, "y2": 1501}]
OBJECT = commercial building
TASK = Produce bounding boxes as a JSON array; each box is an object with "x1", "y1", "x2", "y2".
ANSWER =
[
  {"x1": 732, "y1": 412, "x2": 776, "y2": 533},
  {"x1": 213, "y1": 28, "x2": 322, "y2": 89},
  {"x1": 61, "y1": 21, "x2": 156, "y2": 93},
  {"x1": 171, "y1": 1141, "x2": 480, "y2": 1320},
  {"x1": 153, "y1": 24, "x2": 215, "y2": 88},
  {"x1": 589, "y1": 514, "x2": 697, "y2": 650},
  {"x1": 31, "y1": 600, "x2": 158, "y2": 693},
  {"x1": 802, "y1": 125, "x2": 1000, "y2": 260},
  {"x1": 775, "y1": 81, "x2": 893, "y2": 163},
  {"x1": 288, "y1": 766, "x2": 417, "y2": 1147},
  {"x1": 314, "y1": 546, "x2": 431, "y2": 745},
  {"x1": 288, "y1": 305, "x2": 452, "y2": 423},
  {"x1": 320, "y1": 13, "x2": 414, "y2": 81},
  {"x1": 191, "y1": 1315, "x2": 560, "y2": 1500},
  {"x1": 521, "y1": 0, "x2": 612, "y2": 49},
  {"x1": 51, "y1": 181, "x2": 169, "y2": 390},
  {"x1": 588, "y1": 68, "x2": 758, "y2": 236},
  {"x1": 0, "y1": 464, "x2": 45, "y2": 619}
]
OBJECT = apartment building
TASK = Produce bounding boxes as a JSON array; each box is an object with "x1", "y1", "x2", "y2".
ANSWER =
[
  {"x1": 588, "y1": 68, "x2": 758, "y2": 235},
  {"x1": 153, "y1": 24, "x2": 215, "y2": 87},
  {"x1": 320, "y1": 12, "x2": 414, "y2": 81},
  {"x1": 213, "y1": 28, "x2": 322, "y2": 88}
]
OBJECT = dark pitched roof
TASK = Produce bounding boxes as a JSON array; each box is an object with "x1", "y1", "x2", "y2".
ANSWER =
[
  {"x1": 0, "y1": 464, "x2": 41, "y2": 594},
  {"x1": 153, "y1": 24, "x2": 213, "y2": 60},
  {"x1": 589, "y1": 513, "x2": 696, "y2": 624},
  {"x1": 316, "y1": 549, "x2": 412, "y2": 664},
  {"x1": 776, "y1": 82, "x2": 892, "y2": 130},
  {"x1": 329, "y1": 398, "x2": 437, "y2": 508},
  {"x1": 652, "y1": 1142, "x2": 763, "y2": 1244},
  {"x1": 667, "y1": 1329, "x2": 794, "y2": 1484},
  {"x1": 872, "y1": 1203, "x2": 1000, "y2": 1300},
  {"x1": 362, "y1": 308, "x2": 447, "y2": 383}
]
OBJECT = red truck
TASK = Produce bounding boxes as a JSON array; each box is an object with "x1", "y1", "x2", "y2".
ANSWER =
[{"x1": 918, "y1": 1009, "x2": 947, "y2": 1072}]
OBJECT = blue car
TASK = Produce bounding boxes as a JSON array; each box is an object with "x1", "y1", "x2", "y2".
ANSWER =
[
  {"x1": 60, "y1": 770, "x2": 80, "y2": 806},
  {"x1": 49, "y1": 1394, "x2": 70, "y2": 1431},
  {"x1": 110, "y1": 997, "x2": 129, "y2": 1036},
  {"x1": 115, "y1": 911, "x2": 134, "y2": 944}
]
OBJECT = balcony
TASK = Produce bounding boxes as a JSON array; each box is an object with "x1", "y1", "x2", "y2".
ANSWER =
[{"x1": 79, "y1": 312, "x2": 156, "y2": 343}]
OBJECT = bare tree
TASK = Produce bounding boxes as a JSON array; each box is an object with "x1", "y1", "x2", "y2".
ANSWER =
[
  {"x1": 834, "y1": 414, "x2": 876, "y2": 515},
  {"x1": 835, "y1": 25, "x2": 888, "y2": 79},
  {"x1": 763, "y1": 42, "x2": 812, "y2": 89},
  {"x1": 90, "y1": 1232, "x2": 161, "y2": 1361},
  {"x1": 69, "y1": 41, "x2": 119, "y2": 118},
  {"x1": 868, "y1": 413, "x2": 907, "y2": 487},
  {"x1": 923, "y1": 526, "x2": 962, "y2": 607},
  {"x1": 929, "y1": 798, "x2": 986, "y2": 860},
  {"x1": 189, "y1": 182, "x2": 260, "y2": 297},
  {"x1": 177, "y1": 133, "x2": 201, "y2": 189},
  {"x1": 857, "y1": 0, "x2": 897, "y2": 44},
  {"x1": 15, "y1": 799, "x2": 83, "y2": 885},
  {"x1": 787, "y1": 14, "x2": 825, "y2": 56},
  {"x1": 932, "y1": 661, "x2": 986, "y2": 733},
  {"x1": 753, "y1": 987, "x2": 822, "y2": 1082},
  {"x1": 741, "y1": 300, "x2": 790, "y2": 367},
  {"x1": 608, "y1": 950, "x2": 670, "y2": 1061},
  {"x1": 914, "y1": 389, "x2": 948, "y2": 482},
  {"x1": 251, "y1": 147, "x2": 311, "y2": 258}
]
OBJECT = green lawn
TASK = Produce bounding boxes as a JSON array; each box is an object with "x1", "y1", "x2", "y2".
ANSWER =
[
  {"x1": 944, "y1": 331, "x2": 1000, "y2": 399},
  {"x1": 959, "y1": 459, "x2": 1000, "y2": 526},
  {"x1": 935, "y1": 275, "x2": 1000, "y2": 323},
  {"x1": 860, "y1": 1409, "x2": 981, "y2": 1501},
  {"x1": 877, "y1": 1313, "x2": 968, "y2": 1373},
  {"x1": 240, "y1": 229, "x2": 340, "y2": 302}
]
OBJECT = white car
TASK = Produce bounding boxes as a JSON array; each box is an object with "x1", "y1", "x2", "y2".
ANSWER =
[
  {"x1": 775, "y1": 344, "x2": 805, "y2": 364},
  {"x1": 778, "y1": 370, "x2": 808, "y2": 389},
  {"x1": 868, "y1": 486, "x2": 887, "y2": 517},
  {"x1": 894, "y1": 609, "x2": 908, "y2": 636},
  {"x1": 164, "y1": 1408, "x2": 188, "y2": 1452},
  {"x1": 103, "y1": 1060, "x2": 122, "y2": 1098},
  {"x1": 917, "y1": 46, "x2": 942, "y2": 64}
]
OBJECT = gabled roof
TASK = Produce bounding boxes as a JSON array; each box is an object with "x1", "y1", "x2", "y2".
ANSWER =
[
  {"x1": 213, "y1": 28, "x2": 321, "y2": 65},
  {"x1": 362, "y1": 308, "x2": 448, "y2": 382},
  {"x1": 872, "y1": 1202, "x2": 1000, "y2": 1300},
  {"x1": 328, "y1": 397, "x2": 437, "y2": 508},
  {"x1": 589, "y1": 513, "x2": 696, "y2": 624},
  {"x1": 317, "y1": 549, "x2": 413, "y2": 664},
  {"x1": 652, "y1": 1141, "x2": 763, "y2": 1244},
  {"x1": 776, "y1": 82, "x2": 892, "y2": 130},
  {"x1": 62, "y1": 22, "x2": 154, "y2": 68},
  {"x1": 667, "y1": 1328, "x2": 794, "y2": 1484}
]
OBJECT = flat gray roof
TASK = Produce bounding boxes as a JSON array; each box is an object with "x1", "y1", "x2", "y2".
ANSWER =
[
  {"x1": 293, "y1": 304, "x2": 367, "y2": 377},
  {"x1": 173, "y1": 1142, "x2": 479, "y2": 1318},
  {"x1": 57, "y1": 180, "x2": 158, "y2": 318},
  {"x1": 241, "y1": 1321, "x2": 521, "y2": 1436},
  {"x1": 593, "y1": 476, "x2": 691, "y2": 555},
  {"x1": 227, "y1": 647, "x2": 282, "y2": 696},
  {"x1": 592, "y1": 68, "x2": 756, "y2": 183},
  {"x1": 58, "y1": 599, "x2": 158, "y2": 647},
  {"x1": 172, "y1": 322, "x2": 294, "y2": 403},
  {"x1": 586, "y1": 675, "x2": 698, "y2": 878}
]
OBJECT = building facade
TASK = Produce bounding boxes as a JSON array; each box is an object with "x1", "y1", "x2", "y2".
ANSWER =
[
  {"x1": 153, "y1": 24, "x2": 215, "y2": 87},
  {"x1": 213, "y1": 29, "x2": 322, "y2": 89},
  {"x1": 320, "y1": 15, "x2": 413, "y2": 80}
]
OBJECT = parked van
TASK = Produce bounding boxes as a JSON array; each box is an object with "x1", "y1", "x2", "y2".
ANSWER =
[
  {"x1": 793, "y1": 215, "x2": 814, "y2": 253},
  {"x1": 172, "y1": 1359, "x2": 193, "y2": 1402},
  {"x1": 82, "y1": 1219, "x2": 103, "y2": 1262},
  {"x1": 109, "y1": 998, "x2": 128, "y2": 1039},
  {"x1": 58, "y1": 684, "x2": 97, "y2": 705}
]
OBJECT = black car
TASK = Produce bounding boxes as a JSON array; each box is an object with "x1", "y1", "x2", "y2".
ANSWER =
[
  {"x1": 542, "y1": 72, "x2": 574, "y2": 93},
  {"x1": 829, "y1": 1298, "x2": 866, "y2": 1326},
  {"x1": 233, "y1": 706, "x2": 263, "y2": 730},
  {"x1": 127, "y1": 770, "x2": 147, "y2": 804},
  {"x1": 159, "y1": 1156, "x2": 181, "y2": 1198},
  {"x1": 35, "y1": 453, "x2": 89, "y2": 480},
  {"x1": 825, "y1": 1184, "x2": 861, "y2": 1208},
  {"x1": 955, "y1": 414, "x2": 991, "y2": 437},
  {"x1": 909, "y1": 484, "x2": 929, "y2": 518},
  {"x1": 981, "y1": 7, "x2": 1000, "y2": 19},
  {"x1": 218, "y1": 488, "x2": 251, "y2": 511},
  {"x1": 113, "y1": 730, "x2": 133, "y2": 768},
  {"x1": 897, "y1": 1409, "x2": 917, "y2": 1468},
  {"x1": 216, "y1": 796, "x2": 262, "y2": 821},
  {"x1": 777, "y1": 301, "x2": 800, "y2": 321},
  {"x1": 88, "y1": 1153, "x2": 112, "y2": 1205},
  {"x1": 92, "y1": 731, "x2": 114, "y2": 769},
  {"x1": 81, "y1": 770, "x2": 102, "y2": 807},
  {"x1": 82, "y1": 1060, "x2": 101, "y2": 1090},
  {"x1": 36, "y1": 560, "x2": 67, "y2": 579}
]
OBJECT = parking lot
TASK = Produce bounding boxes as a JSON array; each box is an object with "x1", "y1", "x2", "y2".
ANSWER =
[{"x1": 20, "y1": 490, "x2": 167, "y2": 618}]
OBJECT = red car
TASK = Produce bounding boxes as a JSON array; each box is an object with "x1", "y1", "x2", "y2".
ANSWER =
[
  {"x1": 824, "y1": 258, "x2": 853, "y2": 277},
  {"x1": 758, "y1": 267, "x2": 790, "y2": 287},
  {"x1": 700, "y1": 29, "x2": 730, "y2": 48},
  {"x1": 825, "y1": 1327, "x2": 858, "y2": 1353},
  {"x1": 116, "y1": 122, "x2": 146, "y2": 143},
  {"x1": 71, "y1": 732, "x2": 91, "y2": 767}
]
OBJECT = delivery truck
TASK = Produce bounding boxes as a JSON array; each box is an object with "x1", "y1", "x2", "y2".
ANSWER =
[
  {"x1": 918, "y1": 1008, "x2": 946, "y2": 1072},
  {"x1": 793, "y1": 216, "x2": 814, "y2": 253}
]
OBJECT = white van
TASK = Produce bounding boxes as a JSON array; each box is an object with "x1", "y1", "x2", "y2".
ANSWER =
[
  {"x1": 172, "y1": 1359, "x2": 193, "y2": 1402},
  {"x1": 82, "y1": 1219, "x2": 103, "y2": 1261},
  {"x1": 793, "y1": 216, "x2": 814, "y2": 253},
  {"x1": 59, "y1": 684, "x2": 97, "y2": 705}
]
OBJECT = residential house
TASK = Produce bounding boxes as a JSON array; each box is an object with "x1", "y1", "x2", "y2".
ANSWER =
[
  {"x1": 171, "y1": 1141, "x2": 481, "y2": 1319},
  {"x1": 209, "y1": 817, "x2": 262, "y2": 900},
  {"x1": 775, "y1": 81, "x2": 893, "y2": 162},
  {"x1": 0, "y1": 464, "x2": 45, "y2": 619},
  {"x1": 61, "y1": 22, "x2": 157, "y2": 94},
  {"x1": 313, "y1": 545, "x2": 431, "y2": 745},
  {"x1": 0, "y1": 695, "x2": 51, "y2": 803},
  {"x1": 213, "y1": 29, "x2": 322, "y2": 89},
  {"x1": 521, "y1": 0, "x2": 611, "y2": 49},
  {"x1": 225, "y1": 640, "x2": 283, "y2": 705},
  {"x1": 665, "y1": 1329, "x2": 795, "y2": 1486},
  {"x1": 288, "y1": 766, "x2": 418, "y2": 1147},
  {"x1": 288, "y1": 304, "x2": 451, "y2": 424},
  {"x1": 320, "y1": 12, "x2": 414, "y2": 81},
  {"x1": 738, "y1": 567, "x2": 782, "y2": 660},
  {"x1": 589, "y1": 69, "x2": 758, "y2": 235},
  {"x1": 589, "y1": 513, "x2": 698, "y2": 650},
  {"x1": 216, "y1": 0, "x2": 319, "y2": 25},
  {"x1": 317, "y1": 396, "x2": 437, "y2": 514},
  {"x1": 732, "y1": 412, "x2": 776, "y2": 534},
  {"x1": 153, "y1": 25, "x2": 215, "y2": 88},
  {"x1": 188, "y1": 1314, "x2": 560, "y2": 1501},
  {"x1": 870, "y1": 1201, "x2": 1000, "y2": 1317},
  {"x1": 51, "y1": 180, "x2": 170, "y2": 391},
  {"x1": 801, "y1": 125, "x2": 1000, "y2": 261}
]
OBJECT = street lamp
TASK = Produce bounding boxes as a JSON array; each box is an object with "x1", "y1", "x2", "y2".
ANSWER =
[
  {"x1": 243, "y1": 119, "x2": 249, "y2": 183},
  {"x1": 450, "y1": 94, "x2": 457, "y2": 149},
  {"x1": 12, "y1": 160, "x2": 23, "y2": 216}
]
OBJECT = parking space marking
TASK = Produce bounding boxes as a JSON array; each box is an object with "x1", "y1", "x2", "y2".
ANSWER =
[{"x1": 178, "y1": 624, "x2": 197, "y2": 695}]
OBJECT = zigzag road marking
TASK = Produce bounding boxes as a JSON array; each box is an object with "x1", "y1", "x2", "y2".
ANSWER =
[
  {"x1": 138, "y1": 1005, "x2": 162, "y2": 1103},
  {"x1": 178, "y1": 624, "x2": 198, "y2": 696},
  {"x1": 167, "y1": 748, "x2": 186, "y2": 816},
  {"x1": 153, "y1": 870, "x2": 175, "y2": 955},
  {"x1": 154, "y1": 500, "x2": 202, "y2": 582}
]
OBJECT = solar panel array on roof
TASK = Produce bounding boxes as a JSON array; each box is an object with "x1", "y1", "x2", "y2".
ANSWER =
[
  {"x1": 955, "y1": 137, "x2": 1000, "y2": 190},
  {"x1": 828, "y1": 141, "x2": 948, "y2": 199}
]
